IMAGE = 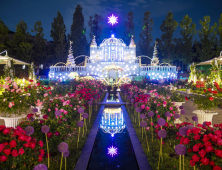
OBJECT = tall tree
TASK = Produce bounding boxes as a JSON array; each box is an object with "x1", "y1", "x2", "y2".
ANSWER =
[
  {"x1": 124, "y1": 11, "x2": 134, "y2": 46},
  {"x1": 50, "y1": 11, "x2": 68, "y2": 64},
  {"x1": 0, "y1": 19, "x2": 9, "y2": 52},
  {"x1": 88, "y1": 14, "x2": 103, "y2": 45},
  {"x1": 137, "y1": 11, "x2": 153, "y2": 64},
  {"x1": 12, "y1": 19, "x2": 33, "y2": 62},
  {"x1": 217, "y1": 13, "x2": 222, "y2": 54},
  {"x1": 177, "y1": 14, "x2": 196, "y2": 66},
  {"x1": 157, "y1": 11, "x2": 178, "y2": 63},
  {"x1": 31, "y1": 21, "x2": 46, "y2": 65},
  {"x1": 69, "y1": 4, "x2": 88, "y2": 64},
  {"x1": 196, "y1": 16, "x2": 217, "y2": 61}
]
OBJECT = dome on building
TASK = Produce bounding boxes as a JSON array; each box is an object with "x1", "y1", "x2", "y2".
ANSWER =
[{"x1": 100, "y1": 34, "x2": 125, "y2": 47}]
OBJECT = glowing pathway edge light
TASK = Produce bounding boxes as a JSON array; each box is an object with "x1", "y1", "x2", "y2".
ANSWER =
[
  {"x1": 108, "y1": 14, "x2": 118, "y2": 26},
  {"x1": 107, "y1": 146, "x2": 118, "y2": 157}
]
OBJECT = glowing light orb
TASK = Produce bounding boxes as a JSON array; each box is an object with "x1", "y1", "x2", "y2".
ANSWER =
[
  {"x1": 108, "y1": 14, "x2": 118, "y2": 26},
  {"x1": 107, "y1": 146, "x2": 118, "y2": 157}
]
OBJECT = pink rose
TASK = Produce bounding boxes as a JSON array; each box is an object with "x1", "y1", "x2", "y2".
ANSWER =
[
  {"x1": 48, "y1": 109, "x2": 51, "y2": 112},
  {"x1": 64, "y1": 111, "x2": 68, "y2": 115},
  {"x1": 169, "y1": 107, "x2": 173, "y2": 111},
  {"x1": 156, "y1": 111, "x2": 158, "y2": 113},
  {"x1": 157, "y1": 115, "x2": 161, "y2": 118}
]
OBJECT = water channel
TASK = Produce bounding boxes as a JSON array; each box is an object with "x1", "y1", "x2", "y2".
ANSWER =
[{"x1": 87, "y1": 93, "x2": 139, "y2": 170}]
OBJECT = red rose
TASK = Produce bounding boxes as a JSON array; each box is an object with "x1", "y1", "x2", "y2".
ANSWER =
[
  {"x1": 205, "y1": 146, "x2": 214, "y2": 153},
  {"x1": 38, "y1": 155, "x2": 43, "y2": 162},
  {"x1": 38, "y1": 141, "x2": 44, "y2": 147},
  {"x1": 0, "y1": 155, "x2": 8, "y2": 162},
  {"x1": 209, "y1": 97, "x2": 214, "y2": 101},
  {"x1": 24, "y1": 88, "x2": 27, "y2": 91},
  {"x1": 11, "y1": 150, "x2": 18, "y2": 157},
  {"x1": 18, "y1": 148, "x2": 25, "y2": 155},
  {"x1": 23, "y1": 143, "x2": 29, "y2": 148},
  {"x1": 29, "y1": 79, "x2": 33, "y2": 82},
  {"x1": 49, "y1": 91, "x2": 52, "y2": 95},
  {"x1": 185, "y1": 97, "x2": 189, "y2": 100},
  {"x1": 47, "y1": 87, "x2": 51, "y2": 90},
  {"x1": 40, "y1": 120, "x2": 45, "y2": 124},
  {"x1": 30, "y1": 142, "x2": 36, "y2": 149},
  {"x1": 18, "y1": 134, "x2": 26, "y2": 141},
  {"x1": 201, "y1": 157, "x2": 209, "y2": 165},
  {"x1": 204, "y1": 89, "x2": 206, "y2": 93},
  {"x1": 0, "y1": 125, "x2": 6, "y2": 131},
  {"x1": 0, "y1": 144, "x2": 5, "y2": 152},
  {"x1": 190, "y1": 159, "x2": 195, "y2": 167},
  {"x1": 193, "y1": 144, "x2": 199, "y2": 152},
  {"x1": 194, "y1": 134, "x2": 200, "y2": 140},
  {"x1": 215, "y1": 150, "x2": 222, "y2": 158},
  {"x1": 188, "y1": 148, "x2": 192, "y2": 153},
  {"x1": 198, "y1": 149, "x2": 206, "y2": 157},
  {"x1": 43, "y1": 115, "x2": 48, "y2": 120},
  {"x1": 47, "y1": 132, "x2": 53, "y2": 138},
  {"x1": 39, "y1": 149, "x2": 45, "y2": 155},
  {"x1": 3, "y1": 148, "x2": 11, "y2": 155},
  {"x1": 2, "y1": 128, "x2": 10, "y2": 135},
  {"x1": 9, "y1": 140, "x2": 17, "y2": 148},
  {"x1": 209, "y1": 161, "x2": 215, "y2": 166},
  {"x1": 208, "y1": 88, "x2": 212, "y2": 92},
  {"x1": 213, "y1": 166, "x2": 222, "y2": 170},
  {"x1": 192, "y1": 154, "x2": 200, "y2": 162},
  {"x1": 182, "y1": 138, "x2": 190, "y2": 145},
  {"x1": 196, "y1": 85, "x2": 200, "y2": 88},
  {"x1": 37, "y1": 83, "x2": 40, "y2": 86}
]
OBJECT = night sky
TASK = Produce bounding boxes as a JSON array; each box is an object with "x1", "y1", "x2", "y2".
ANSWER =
[{"x1": 1, "y1": 0, "x2": 222, "y2": 45}]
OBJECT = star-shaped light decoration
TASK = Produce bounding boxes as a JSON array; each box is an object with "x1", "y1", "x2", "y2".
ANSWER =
[
  {"x1": 108, "y1": 14, "x2": 118, "y2": 26},
  {"x1": 107, "y1": 146, "x2": 118, "y2": 157}
]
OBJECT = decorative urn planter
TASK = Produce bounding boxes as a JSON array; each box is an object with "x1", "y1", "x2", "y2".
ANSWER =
[
  {"x1": 0, "y1": 114, "x2": 26, "y2": 128},
  {"x1": 186, "y1": 89, "x2": 191, "y2": 94},
  {"x1": 174, "y1": 102, "x2": 185, "y2": 107},
  {"x1": 193, "y1": 110, "x2": 218, "y2": 125}
]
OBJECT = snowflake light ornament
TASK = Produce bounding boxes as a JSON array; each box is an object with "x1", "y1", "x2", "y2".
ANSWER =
[
  {"x1": 108, "y1": 14, "x2": 118, "y2": 26},
  {"x1": 107, "y1": 146, "x2": 118, "y2": 157}
]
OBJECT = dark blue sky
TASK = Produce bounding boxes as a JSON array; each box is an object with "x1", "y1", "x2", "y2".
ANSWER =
[{"x1": 1, "y1": 0, "x2": 222, "y2": 45}]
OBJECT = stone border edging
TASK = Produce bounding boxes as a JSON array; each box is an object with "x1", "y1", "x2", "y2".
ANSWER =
[
  {"x1": 74, "y1": 93, "x2": 108, "y2": 170},
  {"x1": 118, "y1": 93, "x2": 152, "y2": 170}
]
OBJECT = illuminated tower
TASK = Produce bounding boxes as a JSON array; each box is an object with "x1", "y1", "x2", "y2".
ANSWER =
[{"x1": 66, "y1": 41, "x2": 75, "y2": 66}]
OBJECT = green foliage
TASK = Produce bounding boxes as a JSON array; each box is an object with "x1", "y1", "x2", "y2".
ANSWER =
[
  {"x1": 69, "y1": 4, "x2": 88, "y2": 64},
  {"x1": 218, "y1": 14, "x2": 222, "y2": 53},
  {"x1": 137, "y1": 11, "x2": 153, "y2": 61},
  {"x1": 31, "y1": 21, "x2": 46, "y2": 65},
  {"x1": 88, "y1": 14, "x2": 103, "y2": 45},
  {"x1": 157, "y1": 11, "x2": 178, "y2": 63},
  {"x1": 50, "y1": 11, "x2": 68, "y2": 64},
  {"x1": 12, "y1": 19, "x2": 33, "y2": 63},
  {"x1": 0, "y1": 18, "x2": 9, "y2": 52},
  {"x1": 170, "y1": 91, "x2": 185, "y2": 102},
  {"x1": 124, "y1": 11, "x2": 134, "y2": 46},
  {"x1": 177, "y1": 14, "x2": 196, "y2": 65},
  {"x1": 196, "y1": 16, "x2": 217, "y2": 62}
]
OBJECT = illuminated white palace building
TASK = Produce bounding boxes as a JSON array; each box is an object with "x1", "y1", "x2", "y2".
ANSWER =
[{"x1": 49, "y1": 34, "x2": 177, "y2": 81}]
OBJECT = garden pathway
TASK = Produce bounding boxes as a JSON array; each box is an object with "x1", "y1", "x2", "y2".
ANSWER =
[{"x1": 180, "y1": 99, "x2": 222, "y2": 126}]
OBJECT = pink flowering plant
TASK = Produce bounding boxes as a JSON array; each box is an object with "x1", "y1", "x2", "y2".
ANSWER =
[{"x1": 0, "y1": 77, "x2": 30, "y2": 117}]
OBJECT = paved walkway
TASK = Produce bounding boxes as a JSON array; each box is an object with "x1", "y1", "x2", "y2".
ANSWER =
[{"x1": 179, "y1": 100, "x2": 222, "y2": 125}]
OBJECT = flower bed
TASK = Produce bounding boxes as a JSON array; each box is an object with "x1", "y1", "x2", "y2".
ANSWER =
[
  {"x1": 0, "y1": 79, "x2": 106, "y2": 169},
  {"x1": 121, "y1": 83, "x2": 222, "y2": 170}
]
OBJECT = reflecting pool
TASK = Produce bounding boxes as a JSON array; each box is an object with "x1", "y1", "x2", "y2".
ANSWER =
[{"x1": 87, "y1": 108, "x2": 139, "y2": 170}]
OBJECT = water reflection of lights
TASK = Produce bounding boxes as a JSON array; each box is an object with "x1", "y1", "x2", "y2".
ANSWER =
[
  {"x1": 107, "y1": 146, "x2": 118, "y2": 157},
  {"x1": 100, "y1": 108, "x2": 125, "y2": 137}
]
